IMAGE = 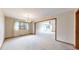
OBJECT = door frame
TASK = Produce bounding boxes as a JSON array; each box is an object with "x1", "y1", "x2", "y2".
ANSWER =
[
  {"x1": 76, "y1": 9, "x2": 79, "y2": 49},
  {"x1": 34, "y1": 18, "x2": 57, "y2": 40}
]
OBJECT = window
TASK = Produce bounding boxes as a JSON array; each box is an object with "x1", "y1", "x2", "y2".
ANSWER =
[
  {"x1": 44, "y1": 24, "x2": 52, "y2": 32},
  {"x1": 14, "y1": 22, "x2": 19, "y2": 30},
  {"x1": 19, "y1": 22, "x2": 25, "y2": 29},
  {"x1": 14, "y1": 21, "x2": 29, "y2": 30},
  {"x1": 25, "y1": 23, "x2": 29, "y2": 30},
  {"x1": 19, "y1": 22, "x2": 29, "y2": 30}
]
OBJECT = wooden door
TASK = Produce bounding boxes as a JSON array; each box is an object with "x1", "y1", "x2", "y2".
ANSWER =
[{"x1": 76, "y1": 9, "x2": 79, "y2": 49}]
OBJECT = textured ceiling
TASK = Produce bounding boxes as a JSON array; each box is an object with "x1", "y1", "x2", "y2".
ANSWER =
[{"x1": 2, "y1": 8, "x2": 75, "y2": 21}]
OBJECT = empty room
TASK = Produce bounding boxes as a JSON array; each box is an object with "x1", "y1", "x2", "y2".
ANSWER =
[{"x1": 0, "y1": 8, "x2": 79, "y2": 50}]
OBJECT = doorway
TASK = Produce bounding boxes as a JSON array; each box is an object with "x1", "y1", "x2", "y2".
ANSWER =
[{"x1": 34, "y1": 18, "x2": 57, "y2": 40}]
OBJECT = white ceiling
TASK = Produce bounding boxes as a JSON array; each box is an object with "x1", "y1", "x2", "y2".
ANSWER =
[{"x1": 2, "y1": 8, "x2": 75, "y2": 21}]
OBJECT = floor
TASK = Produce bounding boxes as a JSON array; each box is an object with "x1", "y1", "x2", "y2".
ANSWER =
[{"x1": 1, "y1": 32, "x2": 75, "y2": 50}]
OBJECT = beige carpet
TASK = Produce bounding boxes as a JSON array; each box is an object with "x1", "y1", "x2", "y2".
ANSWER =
[{"x1": 1, "y1": 32, "x2": 75, "y2": 50}]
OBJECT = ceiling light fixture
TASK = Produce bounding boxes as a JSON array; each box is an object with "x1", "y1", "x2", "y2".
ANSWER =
[{"x1": 23, "y1": 13, "x2": 35, "y2": 23}]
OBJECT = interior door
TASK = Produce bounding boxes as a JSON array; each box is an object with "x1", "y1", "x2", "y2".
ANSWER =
[{"x1": 76, "y1": 9, "x2": 79, "y2": 49}]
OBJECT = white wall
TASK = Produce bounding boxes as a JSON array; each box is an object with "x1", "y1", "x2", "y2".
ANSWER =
[
  {"x1": 56, "y1": 10, "x2": 76, "y2": 45},
  {"x1": 5, "y1": 17, "x2": 15, "y2": 38},
  {"x1": 0, "y1": 9, "x2": 5, "y2": 47}
]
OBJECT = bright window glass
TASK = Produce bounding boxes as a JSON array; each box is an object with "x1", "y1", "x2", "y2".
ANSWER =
[
  {"x1": 14, "y1": 22, "x2": 19, "y2": 30},
  {"x1": 25, "y1": 23, "x2": 29, "y2": 30},
  {"x1": 14, "y1": 21, "x2": 29, "y2": 30}
]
